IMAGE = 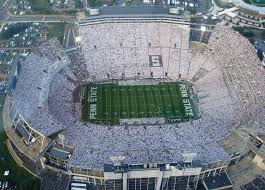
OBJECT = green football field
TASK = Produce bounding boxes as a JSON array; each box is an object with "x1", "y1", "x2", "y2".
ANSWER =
[{"x1": 82, "y1": 82, "x2": 195, "y2": 124}]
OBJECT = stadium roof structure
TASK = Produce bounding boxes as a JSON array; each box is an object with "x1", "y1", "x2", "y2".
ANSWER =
[
  {"x1": 103, "y1": 160, "x2": 203, "y2": 173},
  {"x1": 232, "y1": 0, "x2": 265, "y2": 15},
  {"x1": 11, "y1": 21, "x2": 265, "y2": 169},
  {"x1": 47, "y1": 147, "x2": 71, "y2": 160},
  {"x1": 16, "y1": 122, "x2": 31, "y2": 141},
  {"x1": 98, "y1": 6, "x2": 170, "y2": 15},
  {"x1": 203, "y1": 172, "x2": 233, "y2": 190}
]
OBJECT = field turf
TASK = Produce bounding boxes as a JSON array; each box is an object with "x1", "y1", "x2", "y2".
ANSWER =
[{"x1": 82, "y1": 82, "x2": 193, "y2": 124}]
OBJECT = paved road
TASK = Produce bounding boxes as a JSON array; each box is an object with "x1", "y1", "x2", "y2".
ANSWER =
[
  {"x1": 0, "y1": 47, "x2": 33, "y2": 50},
  {"x1": 2, "y1": 15, "x2": 76, "y2": 23}
]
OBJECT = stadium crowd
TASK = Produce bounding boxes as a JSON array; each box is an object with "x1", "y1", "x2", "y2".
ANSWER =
[
  {"x1": 11, "y1": 21, "x2": 265, "y2": 170},
  {"x1": 79, "y1": 22, "x2": 190, "y2": 80},
  {"x1": 209, "y1": 23, "x2": 265, "y2": 130}
]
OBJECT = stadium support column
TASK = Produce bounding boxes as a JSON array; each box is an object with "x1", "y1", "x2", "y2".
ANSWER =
[
  {"x1": 123, "y1": 172, "x2": 127, "y2": 190},
  {"x1": 156, "y1": 171, "x2": 163, "y2": 190}
]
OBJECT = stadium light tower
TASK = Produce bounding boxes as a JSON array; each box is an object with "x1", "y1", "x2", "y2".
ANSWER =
[
  {"x1": 200, "y1": 26, "x2": 207, "y2": 32},
  {"x1": 75, "y1": 36, "x2": 81, "y2": 43},
  {"x1": 182, "y1": 153, "x2": 197, "y2": 164},
  {"x1": 110, "y1": 156, "x2": 125, "y2": 166},
  {"x1": 58, "y1": 134, "x2": 65, "y2": 147}
]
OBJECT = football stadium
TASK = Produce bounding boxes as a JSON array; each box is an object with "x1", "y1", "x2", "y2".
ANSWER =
[{"x1": 3, "y1": 16, "x2": 265, "y2": 190}]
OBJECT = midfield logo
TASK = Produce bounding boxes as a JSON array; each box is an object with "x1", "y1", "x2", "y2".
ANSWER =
[{"x1": 149, "y1": 55, "x2": 163, "y2": 67}]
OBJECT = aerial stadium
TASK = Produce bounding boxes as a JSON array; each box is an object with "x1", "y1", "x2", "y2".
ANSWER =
[{"x1": 3, "y1": 16, "x2": 265, "y2": 190}]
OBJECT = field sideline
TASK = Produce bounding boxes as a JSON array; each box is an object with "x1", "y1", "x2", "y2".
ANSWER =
[{"x1": 82, "y1": 81, "x2": 195, "y2": 124}]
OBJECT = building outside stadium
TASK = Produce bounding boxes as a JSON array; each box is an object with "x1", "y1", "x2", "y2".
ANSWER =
[
  {"x1": 3, "y1": 16, "x2": 265, "y2": 190},
  {"x1": 216, "y1": 0, "x2": 265, "y2": 29}
]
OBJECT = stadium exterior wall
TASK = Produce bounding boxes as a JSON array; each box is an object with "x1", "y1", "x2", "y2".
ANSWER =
[
  {"x1": 3, "y1": 93, "x2": 240, "y2": 190},
  {"x1": 3, "y1": 96, "x2": 48, "y2": 161}
]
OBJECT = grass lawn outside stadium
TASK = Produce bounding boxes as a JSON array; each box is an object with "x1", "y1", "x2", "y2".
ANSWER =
[
  {"x1": 243, "y1": 0, "x2": 265, "y2": 6},
  {"x1": 82, "y1": 80, "x2": 198, "y2": 125},
  {"x1": 0, "y1": 96, "x2": 40, "y2": 190}
]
